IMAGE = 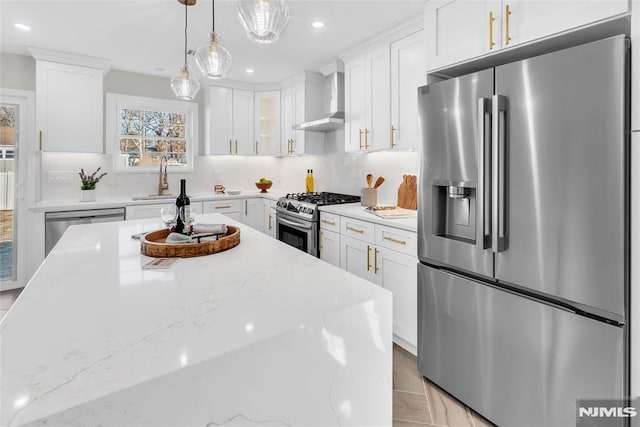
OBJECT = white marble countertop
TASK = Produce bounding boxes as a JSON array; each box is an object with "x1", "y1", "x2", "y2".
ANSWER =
[
  {"x1": 319, "y1": 204, "x2": 418, "y2": 233},
  {"x1": 0, "y1": 214, "x2": 392, "y2": 426},
  {"x1": 29, "y1": 190, "x2": 289, "y2": 213}
]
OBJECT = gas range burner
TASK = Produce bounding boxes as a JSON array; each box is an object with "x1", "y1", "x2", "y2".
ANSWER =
[{"x1": 284, "y1": 192, "x2": 361, "y2": 206}]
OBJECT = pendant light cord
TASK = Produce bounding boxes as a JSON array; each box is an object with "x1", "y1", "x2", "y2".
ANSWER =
[
  {"x1": 183, "y1": 0, "x2": 188, "y2": 64},
  {"x1": 212, "y1": 0, "x2": 215, "y2": 33}
]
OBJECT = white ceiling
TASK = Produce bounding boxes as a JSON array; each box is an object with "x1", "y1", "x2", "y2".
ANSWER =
[{"x1": 0, "y1": 0, "x2": 425, "y2": 83}]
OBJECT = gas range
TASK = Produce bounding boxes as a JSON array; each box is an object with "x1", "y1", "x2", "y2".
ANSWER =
[{"x1": 276, "y1": 192, "x2": 361, "y2": 221}]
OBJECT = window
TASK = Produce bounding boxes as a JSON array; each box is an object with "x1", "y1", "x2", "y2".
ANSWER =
[{"x1": 106, "y1": 94, "x2": 198, "y2": 172}]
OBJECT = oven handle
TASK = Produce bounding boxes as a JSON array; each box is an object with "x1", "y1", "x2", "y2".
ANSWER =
[{"x1": 277, "y1": 216, "x2": 313, "y2": 230}]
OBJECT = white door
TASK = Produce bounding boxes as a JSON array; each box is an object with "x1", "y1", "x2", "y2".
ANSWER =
[
  {"x1": 340, "y1": 235, "x2": 376, "y2": 282},
  {"x1": 344, "y1": 58, "x2": 366, "y2": 152},
  {"x1": 291, "y1": 83, "x2": 306, "y2": 155},
  {"x1": 0, "y1": 90, "x2": 32, "y2": 290},
  {"x1": 425, "y1": 0, "x2": 501, "y2": 71},
  {"x1": 254, "y1": 91, "x2": 280, "y2": 156},
  {"x1": 281, "y1": 87, "x2": 293, "y2": 154},
  {"x1": 391, "y1": 31, "x2": 426, "y2": 150},
  {"x1": 365, "y1": 45, "x2": 391, "y2": 151},
  {"x1": 242, "y1": 198, "x2": 263, "y2": 231},
  {"x1": 209, "y1": 87, "x2": 233, "y2": 155},
  {"x1": 232, "y1": 89, "x2": 254, "y2": 155},
  {"x1": 319, "y1": 229, "x2": 340, "y2": 267}
]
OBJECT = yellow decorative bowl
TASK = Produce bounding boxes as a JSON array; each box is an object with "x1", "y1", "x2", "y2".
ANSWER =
[{"x1": 255, "y1": 182, "x2": 273, "y2": 193}]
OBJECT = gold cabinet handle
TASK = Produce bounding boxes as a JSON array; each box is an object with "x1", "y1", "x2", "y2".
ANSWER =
[
  {"x1": 346, "y1": 226, "x2": 364, "y2": 234},
  {"x1": 269, "y1": 213, "x2": 272, "y2": 230},
  {"x1": 365, "y1": 128, "x2": 370, "y2": 149},
  {"x1": 390, "y1": 126, "x2": 396, "y2": 149},
  {"x1": 235, "y1": 140, "x2": 238, "y2": 154},
  {"x1": 255, "y1": 140, "x2": 259, "y2": 155},
  {"x1": 366, "y1": 245, "x2": 372, "y2": 271},
  {"x1": 505, "y1": 4, "x2": 512, "y2": 45},
  {"x1": 320, "y1": 230, "x2": 323, "y2": 250},
  {"x1": 245, "y1": 200, "x2": 248, "y2": 215},
  {"x1": 214, "y1": 205, "x2": 232, "y2": 209},
  {"x1": 39, "y1": 130, "x2": 43, "y2": 151},
  {"x1": 321, "y1": 219, "x2": 336, "y2": 226},
  {"x1": 290, "y1": 139, "x2": 295, "y2": 154},
  {"x1": 384, "y1": 236, "x2": 407, "y2": 245},
  {"x1": 229, "y1": 139, "x2": 233, "y2": 154},
  {"x1": 374, "y1": 247, "x2": 379, "y2": 273},
  {"x1": 489, "y1": 11, "x2": 496, "y2": 49},
  {"x1": 359, "y1": 129, "x2": 364, "y2": 150}
]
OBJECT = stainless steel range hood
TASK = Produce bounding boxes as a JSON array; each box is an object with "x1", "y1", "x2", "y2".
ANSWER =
[{"x1": 293, "y1": 71, "x2": 344, "y2": 132}]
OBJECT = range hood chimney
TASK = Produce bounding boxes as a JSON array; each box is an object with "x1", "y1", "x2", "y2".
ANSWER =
[{"x1": 293, "y1": 71, "x2": 344, "y2": 132}]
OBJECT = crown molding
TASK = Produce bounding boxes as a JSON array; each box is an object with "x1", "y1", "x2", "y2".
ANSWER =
[{"x1": 27, "y1": 47, "x2": 111, "y2": 75}]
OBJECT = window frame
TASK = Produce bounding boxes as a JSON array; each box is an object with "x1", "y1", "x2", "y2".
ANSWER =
[{"x1": 106, "y1": 93, "x2": 198, "y2": 173}]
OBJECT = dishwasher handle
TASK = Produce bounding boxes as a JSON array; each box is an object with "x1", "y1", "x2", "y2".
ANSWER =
[{"x1": 45, "y1": 208, "x2": 126, "y2": 221}]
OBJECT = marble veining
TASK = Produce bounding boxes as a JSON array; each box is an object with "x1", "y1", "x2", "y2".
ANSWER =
[{"x1": 1, "y1": 213, "x2": 392, "y2": 426}]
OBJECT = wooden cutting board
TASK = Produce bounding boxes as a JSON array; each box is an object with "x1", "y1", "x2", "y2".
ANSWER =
[{"x1": 397, "y1": 174, "x2": 417, "y2": 210}]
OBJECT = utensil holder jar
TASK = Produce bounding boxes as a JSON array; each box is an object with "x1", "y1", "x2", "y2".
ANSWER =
[{"x1": 361, "y1": 188, "x2": 377, "y2": 207}]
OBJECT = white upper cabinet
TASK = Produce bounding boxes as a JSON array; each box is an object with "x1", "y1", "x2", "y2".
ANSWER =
[
  {"x1": 280, "y1": 74, "x2": 324, "y2": 156},
  {"x1": 345, "y1": 30, "x2": 425, "y2": 152},
  {"x1": 207, "y1": 87, "x2": 254, "y2": 155},
  {"x1": 390, "y1": 31, "x2": 426, "y2": 151},
  {"x1": 254, "y1": 91, "x2": 281, "y2": 156},
  {"x1": 345, "y1": 46, "x2": 391, "y2": 152},
  {"x1": 425, "y1": 0, "x2": 629, "y2": 71},
  {"x1": 35, "y1": 60, "x2": 104, "y2": 153}
]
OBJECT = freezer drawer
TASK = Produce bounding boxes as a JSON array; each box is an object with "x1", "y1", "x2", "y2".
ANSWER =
[{"x1": 417, "y1": 264, "x2": 625, "y2": 427}]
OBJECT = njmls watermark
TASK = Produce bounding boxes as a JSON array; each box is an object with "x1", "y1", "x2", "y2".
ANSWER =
[{"x1": 577, "y1": 398, "x2": 639, "y2": 427}]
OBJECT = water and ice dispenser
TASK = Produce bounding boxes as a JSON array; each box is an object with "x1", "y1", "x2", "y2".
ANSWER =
[{"x1": 431, "y1": 181, "x2": 477, "y2": 244}]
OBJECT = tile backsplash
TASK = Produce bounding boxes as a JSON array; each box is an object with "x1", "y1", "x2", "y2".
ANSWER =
[{"x1": 40, "y1": 130, "x2": 419, "y2": 205}]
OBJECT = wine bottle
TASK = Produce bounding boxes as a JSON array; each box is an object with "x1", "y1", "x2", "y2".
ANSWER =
[{"x1": 175, "y1": 179, "x2": 191, "y2": 234}]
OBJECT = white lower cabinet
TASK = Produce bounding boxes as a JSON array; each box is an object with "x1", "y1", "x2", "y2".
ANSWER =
[
  {"x1": 241, "y1": 198, "x2": 263, "y2": 232},
  {"x1": 331, "y1": 213, "x2": 417, "y2": 352},
  {"x1": 319, "y1": 229, "x2": 341, "y2": 267},
  {"x1": 126, "y1": 202, "x2": 202, "y2": 220},
  {"x1": 263, "y1": 199, "x2": 277, "y2": 238},
  {"x1": 202, "y1": 199, "x2": 242, "y2": 222}
]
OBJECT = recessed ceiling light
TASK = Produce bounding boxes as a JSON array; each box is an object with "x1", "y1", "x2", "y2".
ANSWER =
[
  {"x1": 312, "y1": 21, "x2": 325, "y2": 29},
  {"x1": 246, "y1": 68, "x2": 255, "y2": 74},
  {"x1": 14, "y1": 23, "x2": 31, "y2": 31}
]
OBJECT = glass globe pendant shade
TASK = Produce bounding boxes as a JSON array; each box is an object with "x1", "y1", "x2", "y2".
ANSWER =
[
  {"x1": 195, "y1": 32, "x2": 232, "y2": 79},
  {"x1": 237, "y1": 0, "x2": 289, "y2": 44},
  {"x1": 170, "y1": 64, "x2": 201, "y2": 100}
]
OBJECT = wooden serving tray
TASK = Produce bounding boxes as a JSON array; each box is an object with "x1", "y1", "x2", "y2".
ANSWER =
[{"x1": 140, "y1": 225, "x2": 240, "y2": 258}]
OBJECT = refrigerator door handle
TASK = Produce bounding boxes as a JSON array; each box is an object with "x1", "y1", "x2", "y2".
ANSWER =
[
  {"x1": 492, "y1": 95, "x2": 507, "y2": 252},
  {"x1": 477, "y1": 98, "x2": 492, "y2": 249}
]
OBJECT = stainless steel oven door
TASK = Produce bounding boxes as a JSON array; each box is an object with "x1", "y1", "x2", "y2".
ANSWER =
[{"x1": 276, "y1": 210, "x2": 318, "y2": 256}]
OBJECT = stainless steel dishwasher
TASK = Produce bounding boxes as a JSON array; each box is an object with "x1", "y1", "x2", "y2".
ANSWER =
[{"x1": 45, "y1": 208, "x2": 126, "y2": 255}]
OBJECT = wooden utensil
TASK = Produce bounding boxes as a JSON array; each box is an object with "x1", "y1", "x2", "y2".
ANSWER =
[
  {"x1": 366, "y1": 174, "x2": 373, "y2": 188},
  {"x1": 373, "y1": 176, "x2": 385, "y2": 189}
]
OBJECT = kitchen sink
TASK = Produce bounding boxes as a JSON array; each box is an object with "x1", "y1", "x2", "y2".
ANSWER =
[{"x1": 132, "y1": 194, "x2": 175, "y2": 201}]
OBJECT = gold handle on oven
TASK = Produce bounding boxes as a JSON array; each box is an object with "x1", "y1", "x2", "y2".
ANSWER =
[
  {"x1": 489, "y1": 11, "x2": 496, "y2": 49},
  {"x1": 505, "y1": 4, "x2": 512, "y2": 45},
  {"x1": 346, "y1": 226, "x2": 364, "y2": 234},
  {"x1": 383, "y1": 236, "x2": 407, "y2": 245},
  {"x1": 367, "y1": 245, "x2": 372, "y2": 271},
  {"x1": 374, "y1": 247, "x2": 379, "y2": 273}
]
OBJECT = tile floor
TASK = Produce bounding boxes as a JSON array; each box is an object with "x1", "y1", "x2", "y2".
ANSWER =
[
  {"x1": 1, "y1": 289, "x2": 494, "y2": 426},
  {"x1": 393, "y1": 344, "x2": 495, "y2": 427}
]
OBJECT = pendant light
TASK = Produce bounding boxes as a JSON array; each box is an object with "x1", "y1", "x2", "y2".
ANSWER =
[
  {"x1": 237, "y1": 0, "x2": 289, "y2": 44},
  {"x1": 195, "y1": 0, "x2": 232, "y2": 79},
  {"x1": 170, "y1": 0, "x2": 200, "y2": 100}
]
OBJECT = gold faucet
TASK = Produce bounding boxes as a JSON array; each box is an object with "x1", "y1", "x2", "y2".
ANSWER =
[{"x1": 158, "y1": 155, "x2": 169, "y2": 195}]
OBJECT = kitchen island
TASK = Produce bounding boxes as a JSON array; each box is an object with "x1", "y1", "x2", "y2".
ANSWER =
[{"x1": 0, "y1": 214, "x2": 392, "y2": 426}]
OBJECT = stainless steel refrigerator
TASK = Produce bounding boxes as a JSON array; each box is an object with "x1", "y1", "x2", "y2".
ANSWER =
[{"x1": 417, "y1": 35, "x2": 629, "y2": 427}]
